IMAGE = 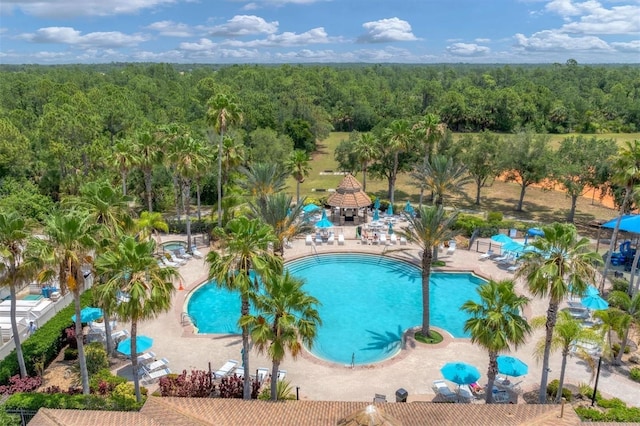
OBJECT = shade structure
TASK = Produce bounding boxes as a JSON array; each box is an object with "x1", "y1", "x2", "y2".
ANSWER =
[
  {"x1": 527, "y1": 228, "x2": 545, "y2": 237},
  {"x1": 302, "y1": 204, "x2": 320, "y2": 213},
  {"x1": 581, "y1": 295, "x2": 609, "y2": 310},
  {"x1": 502, "y1": 241, "x2": 524, "y2": 253},
  {"x1": 386, "y1": 204, "x2": 393, "y2": 216},
  {"x1": 496, "y1": 355, "x2": 528, "y2": 377},
  {"x1": 326, "y1": 174, "x2": 372, "y2": 209},
  {"x1": 374, "y1": 198, "x2": 380, "y2": 210},
  {"x1": 404, "y1": 200, "x2": 415, "y2": 214},
  {"x1": 117, "y1": 335, "x2": 153, "y2": 356},
  {"x1": 388, "y1": 222, "x2": 394, "y2": 234},
  {"x1": 491, "y1": 234, "x2": 513, "y2": 244},
  {"x1": 440, "y1": 362, "x2": 481, "y2": 385},
  {"x1": 315, "y1": 210, "x2": 333, "y2": 229},
  {"x1": 601, "y1": 214, "x2": 640, "y2": 233},
  {"x1": 337, "y1": 404, "x2": 402, "y2": 426},
  {"x1": 71, "y1": 307, "x2": 103, "y2": 323},
  {"x1": 373, "y1": 209, "x2": 380, "y2": 222}
]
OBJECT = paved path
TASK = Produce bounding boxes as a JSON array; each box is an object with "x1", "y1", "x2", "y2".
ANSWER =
[{"x1": 123, "y1": 228, "x2": 639, "y2": 406}]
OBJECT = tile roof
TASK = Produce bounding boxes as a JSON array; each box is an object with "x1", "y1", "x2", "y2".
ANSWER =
[
  {"x1": 29, "y1": 397, "x2": 584, "y2": 426},
  {"x1": 327, "y1": 174, "x2": 371, "y2": 209}
]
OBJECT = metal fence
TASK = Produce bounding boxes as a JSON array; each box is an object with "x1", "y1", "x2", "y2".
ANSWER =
[{"x1": 5, "y1": 409, "x2": 38, "y2": 425}]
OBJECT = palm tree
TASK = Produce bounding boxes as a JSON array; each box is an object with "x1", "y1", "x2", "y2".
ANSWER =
[
  {"x1": 165, "y1": 126, "x2": 209, "y2": 250},
  {"x1": 414, "y1": 154, "x2": 472, "y2": 207},
  {"x1": 608, "y1": 290, "x2": 640, "y2": 365},
  {"x1": 35, "y1": 210, "x2": 99, "y2": 394},
  {"x1": 110, "y1": 138, "x2": 137, "y2": 196},
  {"x1": 412, "y1": 113, "x2": 446, "y2": 165},
  {"x1": 398, "y1": 205, "x2": 458, "y2": 338},
  {"x1": 205, "y1": 93, "x2": 243, "y2": 227},
  {"x1": 249, "y1": 193, "x2": 313, "y2": 256},
  {"x1": 94, "y1": 236, "x2": 178, "y2": 402},
  {"x1": 206, "y1": 217, "x2": 281, "y2": 400},
  {"x1": 531, "y1": 311, "x2": 601, "y2": 403},
  {"x1": 0, "y1": 211, "x2": 34, "y2": 377},
  {"x1": 601, "y1": 140, "x2": 640, "y2": 290},
  {"x1": 516, "y1": 222, "x2": 602, "y2": 403},
  {"x1": 131, "y1": 130, "x2": 164, "y2": 213},
  {"x1": 593, "y1": 307, "x2": 628, "y2": 361},
  {"x1": 353, "y1": 133, "x2": 378, "y2": 192},
  {"x1": 383, "y1": 119, "x2": 413, "y2": 205},
  {"x1": 285, "y1": 150, "x2": 311, "y2": 204},
  {"x1": 239, "y1": 162, "x2": 289, "y2": 213},
  {"x1": 248, "y1": 271, "x2": 321, "y2": 401},
  {"x1": 462, "y1": 279, "x2": 530, "y2": 403},
  {"x1": 136, "y1": 211, "x2": 169, "y2": 246},
  {"x1": 221, "y1": 134, "x2": 246, "y2": 192}
]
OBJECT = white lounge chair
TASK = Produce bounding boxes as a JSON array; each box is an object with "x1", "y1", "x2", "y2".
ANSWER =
[
  {"x1": 256, "y1": 367, "x2": 269, "y2": 383},
  {"x1": 213, "y1": 359, "x2": 238, "y2": 379},
  {"x1": 390, "y1": 234, "x2": 397, "y2": 245},
  {"x1": 141, "y1": 357, "x2": 169, "y2": 374},
  {"x1": 305, "y1": 235, "x2": 313, "y2": 246},
  {"x1": 379, "y1": 234, "x2": 387, "y2": 245},
  {"x1": 315, "y1": 233, "x2": 323, "y2": 245},
  {"x1": 177, "y1": 248, "x2": 192, "y2": 260},
  {"x1": 234, "y1": 366, "x2": 245, "y2": 379},
  {"x1": 432, "y1": 380, "x2": 457, "y2": 402},
  {"x1": 338, "y1": 234, "x2": 345, "y2": 245},
  {"x1": 277, "y1": 370, "x2": 287, "y2": 381},
  {"x1": 458, "y1": 384, "x2": 476, "y2": 402},
  {"x1": 136, "y1": 351, "x2": 156, "y2": 366},
  {"x1": 142, "y1": 367, "x2": 172, "y2": 384},
  {"x1": 447, "y1": 242, "x2": 456, "y2": 255},
  {"x1": 327, "y1": 233, "x2": 335, "y2": 245},
  {"x1": 162, "y1": 257, "x2": 179, "y2": 268},
  {"x1": 479, "y1": 250, "x2": 494, "y2": 260},
  {"x1": 399, "y1": 236, "x2": 407, "y2": 245},
  {"x1": 167, "y1": 251, "x2": 187, "y2": 266},
  {"x1": 110, "y1": 329, "x2": 129, "y2": 343},
  {"x1": 190, "y1": 245, "x2": 204, "y2": 259}
]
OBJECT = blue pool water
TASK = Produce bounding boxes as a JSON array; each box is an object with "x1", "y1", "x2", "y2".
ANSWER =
[
  {"x1": 163, "y1": 242, "x2": 186, "y2": 252},
  {"x1": 187, "y1": 253, "x2": 485, "y2": 365}
]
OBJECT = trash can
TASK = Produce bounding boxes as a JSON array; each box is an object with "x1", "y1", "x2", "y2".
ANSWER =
[
  {"x1": 41, "y1": 287, "x2": 50, "y2": 298},
  {"x1": 395, "y1": 388, "x2": 408, "y2": 403}
]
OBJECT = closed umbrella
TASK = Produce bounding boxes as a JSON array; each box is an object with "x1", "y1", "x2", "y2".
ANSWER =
[
  {"x1": 372, "y1": 209, "x2": 380, "y2": 222},
  {"x1": 581, "y1": 295, "x2": 609, "y2": 310},
  {"x1": 440, "y1": 362, "x2": 481, "y2": 385},
  {"x1": 496, "y1": 355, "x2": 528, "y2": 377},
  {"x1": 388, "y1": 222, "x2": 394, "y2": 235},
  {"x1": 404, "y1": 201, "x2": 415, "y2": 215},
  {"x1": 117, "y1": 335, "x2": 153, "y2": 356},
  {"x1": 386, "y1": 204, "x2": 393, "y2": 216},
  {"x1": 373, "y1": 198, "x2": 380, "y2": 210},
  {"x1": 315, "y1": 210, "x2": 333, "y2": 229},
  {"x1": 303, "y1": 204, "x2": 320, "y2": 213},
  {"x1": 71, "y1": 307, "x2": 103, "y2": 323}
]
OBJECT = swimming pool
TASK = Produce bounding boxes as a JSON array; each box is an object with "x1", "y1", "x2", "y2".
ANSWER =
[
  {"x1": 186, "y1": 253, "x2": 485, "y2": 365},
  {"x1": 163, "y1": 241, "x2": 186, "y2": 253}
]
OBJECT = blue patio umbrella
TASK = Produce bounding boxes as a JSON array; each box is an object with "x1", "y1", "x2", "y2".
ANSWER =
[
  {"x1": 568, "y1": 284, "x2": 599, "y2": 297},
  {"x1": 388, "y1": 222, "x2": 394, "y2": 235},
  {"x1": 581, "y1": 295, "x2": 609, "y2": 310},
  {"x1": 71, "y1": 307, "x2": 103, "y2": 323},
  {"x1": 496, "y1": 355, "x2": 528, "y2": 377},
  {"x1": 440, "y1": 362, "x2": 481, "y2": 385},
  {"x1": 303, "y1": 204, "x2": 320, "y2": 213},
  {"x1": 372, "y1": 209, "x2": 380, "y2": 222},
  {"x1": 386, "y1": 204, "x2": 394, "y2": 216},
  {"x1": 404, "y1": 201, "x2": 415, "y2": 215},
  {"x1": 502, "y1": 241, "x2": 524, "y2": 253},
  {"x1": 491, "y1": 234, "x2": 513, "y2": 244},
  {"x1": 373, "y1": 198, "x2": 380, "y2": 210},
  {"x1": 315, "y1": 210, "x2": 333, "y2": 229},
  {"x1": 117, "y1": 335, "x2": 153, "y2": 356}
]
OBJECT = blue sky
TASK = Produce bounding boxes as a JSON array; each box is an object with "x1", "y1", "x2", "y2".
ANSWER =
[{"x1": 0, "y1": 0, "x2": 638, "y2": 64}]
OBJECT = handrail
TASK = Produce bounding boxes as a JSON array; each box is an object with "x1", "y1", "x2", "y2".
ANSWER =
[{"x1": 181, "y1": 312, "x2": 196, "y2": 327}]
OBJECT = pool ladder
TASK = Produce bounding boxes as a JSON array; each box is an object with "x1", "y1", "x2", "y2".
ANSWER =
[{"x1": 181, "y1": 312, "x2": 197, "y2": 328}]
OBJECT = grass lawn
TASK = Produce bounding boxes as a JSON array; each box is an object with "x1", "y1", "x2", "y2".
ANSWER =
[{"x1": 285, "y1": 132, "x2": 640, "y2": 228}]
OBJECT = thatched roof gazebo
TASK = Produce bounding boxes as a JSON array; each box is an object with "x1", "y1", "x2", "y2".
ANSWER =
[{"x1": 327, "y1": 174, "x2": 371, "y2": 226}]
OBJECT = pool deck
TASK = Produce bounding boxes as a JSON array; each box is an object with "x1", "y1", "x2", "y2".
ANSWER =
[{"x1": 126, "y1": 227, "x2": 639, "y2": 406}]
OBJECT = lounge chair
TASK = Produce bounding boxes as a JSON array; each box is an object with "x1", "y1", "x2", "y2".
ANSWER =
[
  {"x1": 315, "y1": 233, "x2": 323, "y2": 245},
  {"x1": 379, "y1": 234, "x2": 387, "y2": 245},
  {"x1": 277, "y1": 370, "x2": 286, "y2": 381},
  {"x1": 213, "y1": 359, "x2": 238, "y2": 379},
  {"x1": 136, "y1": 351, "x2": 156, "y2": 366},
  {"x1": 141, "y1": 357, "x2": 169, "y2": 374},
  {"x1": 162, "y1": 257, "x2": 179, "y2": 268},
  {"x1": 492, "y1": 252, "x2": 512, "y2": 263},
  {"x1": 177, "y1": 248, "x2": 192, "y2": 260},
  {"x1": 493, "y1": 390, "x2": 510, "y2": 403},
  {"x1": 234, "y1": 366, "x2": 245, "y2": 379},
  {"x1": 373, "y1": 393, "x2": 387, "y2": 403},
  {"x1": 256, "y1": 367, "x2": 269, "y2": 383},
  {"x1": 399, "y1": 236, "x2": 407, "y2": 245},
  {"x1": 432, "y1": 380, "x2": 457, "y2": 402},
  {"x1": 479, "y1": 250, "x2": 494, "y2": 260},
  {"x1": 305, "y1": 235, "x2": 313, "y2": 246},
  {"x1": 458, "y1": 384, "x2": 476, "y2": 402},
  {"x1": 158, "y1": 260, "x2": 167, "y2": 268},
  {"x1": 167, "y1": 251, "x2": 187, "y2": 266},
  {"x1": 111, "y1": 329, "x2": 129, "y2": 343},
  {"x1": 338, "y1": 234, "x2": 345, "y2": 245},
  {"x1": 327, "y1": 233, "x2": 335, "y2": 245},
  {"x1": 142, "y1": 367, "x2": 172, "y2": 384},
  {"x1": 447, "y1": 242, "x2": 456, "y2": 255},
  {"x1": 389, "y1": 234, "x2": 397, "y2": 245},
  {"x1": 190, "y1": 245, "x2": 204, "y2": 259}
]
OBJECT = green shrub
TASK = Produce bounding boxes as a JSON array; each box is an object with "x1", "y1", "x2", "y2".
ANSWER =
[
  {"x1": 575, "y1": 406, "x2": 605, "y2": 421},
  {"x1": 598, "y1": 397, "x2": 626, "y2": 409},
  {"x1": 85, "y1": 343, "x2": 108, "y2": 376},
  {"x1": 578, "y1": 383, "x2": 602, "y2": 402},
  {"x1": 546, "y1": 379, "x2": 572, "y2": 402},
  {"x1": 604, "y1": 406, "x2": 640, "y2": 422},
  {"x1": 612, "y1": 343, "x2": 631, "y2": 357},
  {"x1": 89, "y1": 369, "x2": 127, "y2": 394},
  {"x1": 454, "y1": 214, "x2": 487, "y2": 237},
  {"x1": 0, "y1": 410, "x2": 21, "y2": 426},
  {"x1": 110, "y1": 383, "x2": 142, "y2": 411},
  {"x1": 611, "y1": 278, "x2": 629, "y2": 294},
  {"x1": 630, "y1": 367, "x2": 640, "y2": 382},
  {"x1": 0, "y1": 290, "x2": 94, "y2": 384},
  {"x1": 4, "y1": 392, "x2": 109, "y2": 410},
  {"x1": 487, "y1": 211, "x2": 503, "y2": 223},
  {"x1": 63, "y1": 348, "x2": 78, "y2": 361}
]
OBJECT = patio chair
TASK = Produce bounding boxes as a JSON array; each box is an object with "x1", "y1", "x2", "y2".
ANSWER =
[
  {"x1": 305, "y1": 235, "x2": 313, "y2": 246},
  {"x1": 167, "y1": 251, "x2": 187, "y2": 266},
  {"x1": 379, "y1": 234, "x2": 387, "y2": 245},
  {"x1": 190, "y1": 245, "x2": 204, "y2": 259},
  {"x1": 141, "y1": 357, "x2": 169, "y2": 374},
  {"x1": 458, "y1": 384, "x2": 476, "y2": 402},
  {"x1": 447, "y1": 242, "x2": 456, "y2": 255},
  {"x1": 327, "y1": 233, "x2": 335, "y2": 245},
  {"x1": 277, "y1": 370, "x2": 287, "y2": 381},
  {"x1": 256, "y1": 367, "x2": 269, "y2": 383},
  {"x1": 431, "y1": 380, "x2": 457, "y2": 402},
  {"x1": 338, "y1": 234, "x2": 345, "y2": 245},
  {"x1": 142, "y1": 367, "x2": 172, "y2": 384},
  {"x1": 315, "y1": 233, "x2": 323, "y2": 245},
  {"x1": 389, "y1": 234, "x2": 397, "y2": 245},
  {"x1": 373, "y1": 393, "x2": 387, "y2": 403},
  {"x1": 399, "y1": 236, "x2": 407, "y2": 245},
  {"x1": 177, "y1": 248, "x2": 192, "y2": 260},
  {"x1": 234, "y1": 366, "x2": 245, "y2": 379},
  {"x1": 111, "y1": 329, "x2": 129, "y2": 344},
  {"x1": 493, "y1": 390, "x2": 510, "y2": 403},
  {"x1": 479, "y1": 250, "x2": 494, "y2": 260},
  {"x1": 136, "y1": 351, "x2": 156, "y2": 366},
  {"x1": 161, "y1": 257, "x2": 179, "y2": 268},
  {"x1": 213, "y1": 359, "x2": 238, "y2": 379}
]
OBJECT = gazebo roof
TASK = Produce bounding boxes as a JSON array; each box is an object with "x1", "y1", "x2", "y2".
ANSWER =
[{"x1": 327, "y1": 174, "x2": 371, "y2": 209}]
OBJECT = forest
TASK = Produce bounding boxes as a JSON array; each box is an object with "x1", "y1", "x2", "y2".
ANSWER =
[{"x1": 0, "y1": 61, "x2": 639, "y2": 222}]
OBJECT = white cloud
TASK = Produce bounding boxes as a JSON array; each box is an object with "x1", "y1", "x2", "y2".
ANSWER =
[
  {"x1": 475, "y1": 38, "x2": 491, "y2": 43},
  {"x1": 207, "y1": 15, "x2": 278, "y2": 36},
  {"x1": 357, "y1": 18, "x2": 418, "y2": 43},
  {"x1": 546, "y1": 0, "x2": 640, "y2": 34},
  {"x1": 231, "y1": 0, "x2": 329, "y2": 7},
  {"x1": 179, "y1": 38, "x2": 217, "y2": 51},
  {"x1": 223, "y1": 27, "x2": 332, "y2": 47},
  {"x1": 514, "y1": 29, "x2": 612, "y2": 51},
  {"x1": 1, "y1": 0, "x2": 179, "y2": 18},
  {"x1": 446, "y1": 43, "x2": 491, "y2": 56},
  {"x1": 133, "y1": 49, "x2": 185, "y2": 62},
  {"x1": 611, "y1": 40, "x2": 640, "y2": 53},
  {"x1": 19, "y1": 27, "x2": 148, "y2": 48},
  {"x1": 242, "y1": 3, "x2": 259, "y2": 10},
  {"x1": 146, "y1": 21, "x2": 193, "y2": 37}
]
